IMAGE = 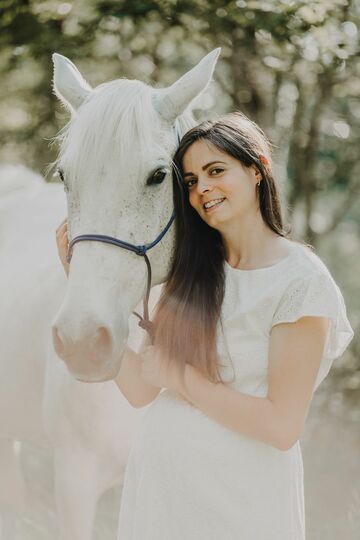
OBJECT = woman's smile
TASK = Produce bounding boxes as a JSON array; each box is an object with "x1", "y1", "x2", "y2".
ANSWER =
[{"x1": 203, "y1": 197, "x2": 226, "y2": 212}]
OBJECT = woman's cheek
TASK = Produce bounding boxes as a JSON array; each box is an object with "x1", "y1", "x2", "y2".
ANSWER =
[{"x1": 189, "y1": 193, "x2": 200, "y2": 211}]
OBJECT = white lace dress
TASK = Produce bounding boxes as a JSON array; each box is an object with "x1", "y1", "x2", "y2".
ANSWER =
[{"x1": 117, "y1": 243, "x2": 354, "y2": 540}]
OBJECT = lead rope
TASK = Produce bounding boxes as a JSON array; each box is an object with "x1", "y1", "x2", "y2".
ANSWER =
[{"x1": 131, "y1": 253, "x2": 155, "y2": 343}]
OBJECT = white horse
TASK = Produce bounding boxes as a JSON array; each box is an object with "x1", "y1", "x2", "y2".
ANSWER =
[{"x1": 0, "y1": 48, "x2": 220, "y2": 539}]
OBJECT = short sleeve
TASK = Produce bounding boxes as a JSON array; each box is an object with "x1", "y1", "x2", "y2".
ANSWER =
[{"x1": 271, "y1": 270, "x2": 354, "y2": 390}]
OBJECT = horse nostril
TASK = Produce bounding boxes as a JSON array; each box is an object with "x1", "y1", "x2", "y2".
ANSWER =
[
  {"x1": 51, "y1": 323, "x2": 114, "y2": 367},
  {"x1": 52, "y1": 326, "x2": 64, "y2": 358},
  {"x1": 92, "y1": 326, "x2": 113, "y2": 358}
]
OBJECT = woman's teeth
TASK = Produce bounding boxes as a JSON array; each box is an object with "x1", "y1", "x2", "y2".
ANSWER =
[{"x1": 204, "y1": 197, "x2": 225, "y2": 210}]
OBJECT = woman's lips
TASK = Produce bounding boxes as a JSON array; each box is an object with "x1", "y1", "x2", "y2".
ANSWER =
[{"x1": 203, "y1": 198, "x2": 226, "y2": 213}]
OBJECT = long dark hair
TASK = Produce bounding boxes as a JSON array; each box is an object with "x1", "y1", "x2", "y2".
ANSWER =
[{"x1": 152, "y1": 112, "x2": 298, "y2": 384}]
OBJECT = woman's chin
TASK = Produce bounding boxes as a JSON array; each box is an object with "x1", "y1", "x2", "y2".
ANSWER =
[{"x1": 204, "y1": 210, "x2": 229, "y2": 227}]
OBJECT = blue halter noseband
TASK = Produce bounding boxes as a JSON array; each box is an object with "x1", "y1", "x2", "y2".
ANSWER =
[
  {"x1": 66, "y1": 211, "x2": 175, "y2": 342},
  {"x1": 65, "y1": 127, "x2": 181, "y2": 342}
]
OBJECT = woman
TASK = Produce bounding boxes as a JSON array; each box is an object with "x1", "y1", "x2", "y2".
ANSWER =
[{"x1": 56, "y1": 112, "x2": 354, "y2": 539}]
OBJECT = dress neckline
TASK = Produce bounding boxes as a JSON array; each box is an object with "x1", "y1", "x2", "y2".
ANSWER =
[{"x1": 224, "y1": 242, "x2": 301, "y2": 274}]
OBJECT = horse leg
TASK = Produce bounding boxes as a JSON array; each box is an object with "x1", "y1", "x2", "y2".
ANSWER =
[
  {"x1": 0, "y1": 439, "x2": 27, "y2": 540},
  {"x1": 54, "y1": 449, "x2": 99, "y2": 540}
]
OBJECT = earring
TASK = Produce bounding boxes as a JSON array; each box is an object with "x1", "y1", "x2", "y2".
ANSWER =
[{"x1": 257, "y1": 181, "x2": 261, "y2": 186}]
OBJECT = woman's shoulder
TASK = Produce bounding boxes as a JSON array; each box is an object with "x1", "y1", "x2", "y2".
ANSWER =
[
  {"x1": 285, "y1": 240, "x2": 334, "y2": 281},
  {"x1": 268, "y1": 240, "x2": 346, "y2": 317}
]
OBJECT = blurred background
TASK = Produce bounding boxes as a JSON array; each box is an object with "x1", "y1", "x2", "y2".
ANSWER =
[{"x1": 0, "y1": 0, "x2": 359, "y2": 538}]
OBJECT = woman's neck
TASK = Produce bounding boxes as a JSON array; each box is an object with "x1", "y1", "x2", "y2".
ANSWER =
[{"x1": 219, "y1": 211, "x2": 286, "y2": 269}]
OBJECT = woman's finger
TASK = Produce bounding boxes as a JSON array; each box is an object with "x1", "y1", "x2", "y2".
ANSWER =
[
  {"x1": 56, "y1": 225, "x2": 68, "y2": 240},
  {"x1": 58, "y1": 231, "x2": 69, "y2": 246},
  {"x1": 55, "y1": 218, "x2": 70, "y2": 276},
  {"x1": 56, "y1": 227, "x2": 69, "y2": 253},
  {"x1": 56, "y1": 217, "x2": 68, "y2": 234}
]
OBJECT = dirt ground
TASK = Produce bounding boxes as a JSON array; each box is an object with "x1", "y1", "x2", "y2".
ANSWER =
[{"x1": 3, "y1": 376, "x2": 360, "y2": 540}]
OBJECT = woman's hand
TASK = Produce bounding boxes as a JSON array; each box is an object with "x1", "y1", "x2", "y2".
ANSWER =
[
  {"x1": 56, "y1": 217, "x2": 70, "y2": 276},
  {"x1": 139, "y1": 345, "x2": 187, "y2": 396}
]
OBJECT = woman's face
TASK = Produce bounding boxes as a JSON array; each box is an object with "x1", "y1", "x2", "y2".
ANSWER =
[{"x1": 182, "y1": 139, "x2": 259, "y2": 230}]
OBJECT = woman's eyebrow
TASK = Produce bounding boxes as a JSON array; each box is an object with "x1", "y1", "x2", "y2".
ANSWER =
[{"x1": 183, "y1": 161, "x2": 227, "y2": 178}]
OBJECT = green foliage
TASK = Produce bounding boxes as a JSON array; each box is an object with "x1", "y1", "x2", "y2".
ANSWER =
[{"x1": 1, "y1": 1, "x2": 358, "y2": 176}]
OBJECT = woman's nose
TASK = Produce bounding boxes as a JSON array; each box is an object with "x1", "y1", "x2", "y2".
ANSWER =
[{"x1": 196, "y1": 177, "x2": 212, "y2": 194}]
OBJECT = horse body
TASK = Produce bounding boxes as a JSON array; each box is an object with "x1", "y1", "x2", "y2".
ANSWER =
[
  {"x1": 0, "y1": 173, "x2": 66, "y2": 444},
  {"x1": 0, "y1": 49, "x2": 220, "y2": 539},
  {"x1": 0, "y1": 168, "x2": 144, "y2": 538}
]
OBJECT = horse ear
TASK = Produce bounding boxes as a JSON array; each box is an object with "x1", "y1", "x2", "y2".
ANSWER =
[
  {"x1": 153, "y1": 48, "x2": 221, "y2": 123},
  {"x1": 52, "y1": 53, "x2": 92, "y2": 112}
]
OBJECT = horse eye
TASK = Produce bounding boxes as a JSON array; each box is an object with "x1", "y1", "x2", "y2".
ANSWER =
[
  {"x1": 57, "y1": 168, "x2": 65, "y2": 182},
  {"x1": 147, "y1": 168, "x2": 167, "y2": 186}
]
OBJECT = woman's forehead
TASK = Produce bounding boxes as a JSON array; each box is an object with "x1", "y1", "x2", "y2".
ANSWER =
[{"x1": 182, "y1": 139, "x2": 231, "y2": 170}]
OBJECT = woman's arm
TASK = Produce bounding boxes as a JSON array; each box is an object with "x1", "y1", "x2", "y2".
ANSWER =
[
  {"x1": 114, "y1": 334, "x2": 162, "y2": 408},
  {"x1": 180, "y1": 316, "x2": 330, "y2": 451}
]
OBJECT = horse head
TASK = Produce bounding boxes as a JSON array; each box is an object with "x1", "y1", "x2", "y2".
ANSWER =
[{"x1": 51, "y1": 49, "x2": 220, "y2": 382}]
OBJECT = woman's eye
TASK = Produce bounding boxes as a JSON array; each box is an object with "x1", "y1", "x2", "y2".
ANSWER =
[
  {"x1": 147, "y1": 168, "x2": 167, "y2": 185},
  {"x1": 210, "y1": 168, "x2": 224, "y2": 175},
  {"x1": 185, "y1": 178, "x2": 196, "y2": 189}
]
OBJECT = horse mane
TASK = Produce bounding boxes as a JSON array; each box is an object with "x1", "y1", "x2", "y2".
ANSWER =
[{"x1": 52, "y1": 78, "x2": 196, "y2": 181}]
